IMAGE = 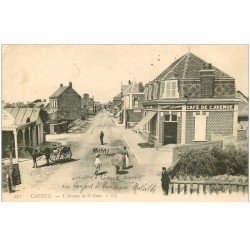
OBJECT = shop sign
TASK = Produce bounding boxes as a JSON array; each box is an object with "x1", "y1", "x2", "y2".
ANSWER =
[
  {"x1": 161, "y1": 105, "x2": 182, "y2": 110},
  {"x1": 186, "y1": 104, "x2": 234, "y2": 110}
]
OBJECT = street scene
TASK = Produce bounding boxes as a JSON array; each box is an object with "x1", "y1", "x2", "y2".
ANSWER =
[{"x1": 1, "y1": 45, "x2": 249, "y2": 201}]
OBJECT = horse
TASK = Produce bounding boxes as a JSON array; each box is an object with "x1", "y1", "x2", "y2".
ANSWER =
[{"x1": 24, "y1": 146, "x2": 51, "y2": 168}]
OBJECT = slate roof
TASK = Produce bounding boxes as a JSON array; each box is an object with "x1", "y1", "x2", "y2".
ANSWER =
[
  {"x1": 121, "y1": 84, "x2": 129, "y2": 93},
  {"x1": 123, "y1": 82, "x2": 143, "y2": 94},
  {"x1": 50, "y1": 86, "x2": 70, "y2": 98},
  {"x1": 113, "y1": 93, "x2": 122, "y2": 99},
  {"x1": 156, "y1": 52, "x2": 233, "y2": 80},
  {"x1": 237, "y1": 91, "x2": 248, "y2": 117},
  {"x1": 4, "y1": 107, "x2": 41, "y2": 126}
]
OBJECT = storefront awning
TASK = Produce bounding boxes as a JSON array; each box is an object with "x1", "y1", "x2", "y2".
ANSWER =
[
  {"x1": 132, "y1": 111, "x2": 156, "y2": 132},
  {"x1": 114, "y1": 109, "x2": 123, "y2": 118}
]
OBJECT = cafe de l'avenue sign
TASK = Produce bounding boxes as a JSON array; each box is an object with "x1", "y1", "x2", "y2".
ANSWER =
[{"x1": 186, "y1": 104, "x2": 234, "y2": 110}]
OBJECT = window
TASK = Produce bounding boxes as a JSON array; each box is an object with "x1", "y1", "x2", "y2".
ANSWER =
[
  {"x1": 125, "y1": 96, "x2": 130, "y2": 108},
  {"x1": 194, "y1": 115, "x2": 207, "y2": 141},
  {"x1": 51, "y1": 100, "x2": 57, "y2": 108},
  {"x1": 133, "y1": 97, "x2": 139, "y2": 107},
  {"x1": 163, "y1": 80, "x2": 178, "y2": 98},
  {"x1": 148, "y1": 85, "x2": 152, "y2": 100},
  {"x1": 164, "y1": 114, "x2": 177, "y2": 122},
  {"x1": 145, "y1": 87, "x2": 149, "y2": 100}
]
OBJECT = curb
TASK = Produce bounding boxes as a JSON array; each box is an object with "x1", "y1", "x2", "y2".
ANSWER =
[{"x1": 122, "y1": 133, "x2": 143, "y2": 165}]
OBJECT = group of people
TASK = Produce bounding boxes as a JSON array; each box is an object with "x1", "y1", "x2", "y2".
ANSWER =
[
  {"x1": 94, "y1": 145, "x2": 132, "y2": 176},
  {"x1": 97, "y1": 131, "x2": 171, "y2": 195}
]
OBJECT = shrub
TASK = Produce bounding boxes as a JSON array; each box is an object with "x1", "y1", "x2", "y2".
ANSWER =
[{"x1": 171, "y1": 145, "x2": 248, "y2": 178}]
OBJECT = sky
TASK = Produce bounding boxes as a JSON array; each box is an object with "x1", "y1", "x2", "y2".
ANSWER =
[{"x1": 2, "y1": 45, "x2": 248, "y2": 103}]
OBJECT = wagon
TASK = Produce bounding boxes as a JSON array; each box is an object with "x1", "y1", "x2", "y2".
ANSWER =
[{"x1": 49, "y1": 144, "x2": 72, "y2": 163}]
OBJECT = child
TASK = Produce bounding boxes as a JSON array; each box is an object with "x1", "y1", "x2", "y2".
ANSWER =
[{"x1": 94, "y1": 154, "x2": 102, "y2": 175}]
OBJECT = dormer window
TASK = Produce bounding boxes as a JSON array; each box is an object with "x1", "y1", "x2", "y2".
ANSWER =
[{"x1": 163, "y1": 80, "x2": 178, "y2": 98}]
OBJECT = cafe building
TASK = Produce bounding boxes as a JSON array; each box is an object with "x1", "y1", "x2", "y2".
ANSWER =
[{"x1": 133, "y1": 52, "x2": 240, "y2": 147}]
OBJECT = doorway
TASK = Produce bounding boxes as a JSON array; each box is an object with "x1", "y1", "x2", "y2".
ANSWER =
[{"x1": 163, "y1": 114, "x2": 178, "y2": 145}]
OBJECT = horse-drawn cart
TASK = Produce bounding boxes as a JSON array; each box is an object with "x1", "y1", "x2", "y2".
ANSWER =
[
  {"x1": 49, "y1": 144, "x2": 72, "y2": 163},
  {"x1": 24, "y1": 143, "x2": 73, "y2": 167}
]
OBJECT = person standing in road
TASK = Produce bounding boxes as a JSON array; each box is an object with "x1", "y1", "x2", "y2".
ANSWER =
[
  {"x1": 161, "y1": 167, "x2": 171, "y2": 195},
  {"x1": 100, "y1": 131, "x2": 104, "y2": 145},
  {"x1": 122, "y1": 146, "x2": 132, "y2": 169},
  {"x1": 94, "y1": 154, "x2": 102, "y2": 175}
]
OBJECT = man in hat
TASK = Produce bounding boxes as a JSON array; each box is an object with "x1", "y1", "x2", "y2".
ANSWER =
[
  {"x1": 100, "y1": 131, "x2": 104, "y2": 145},
  {"x1": 94, "y1": 154, "x2": 102, "y2": 175},
  {"x1": 161, "y1": 167, "x2": 171, "y2": 195}
]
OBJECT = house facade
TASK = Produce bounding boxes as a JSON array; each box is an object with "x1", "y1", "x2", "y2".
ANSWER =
[
  {"x1": 48, "y1": 82, "x2": 81, "y2": 121},
  {"x1": 133, "y1": 52, "x2": 240, "y2": 147},
  {"x1": 81, "y1": 93, "x2": 95, "y2": 117},
  {"x1": 113, "y1": 84, "x2": 129, "y2": 123},
  {"x1": 122, "y1": 82, "x2": 145, "y2": 128}
]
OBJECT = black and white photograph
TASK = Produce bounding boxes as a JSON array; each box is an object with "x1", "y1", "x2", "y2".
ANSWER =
[{"x1": 2, "y1": 45, "x2": 248, "y2": 201}]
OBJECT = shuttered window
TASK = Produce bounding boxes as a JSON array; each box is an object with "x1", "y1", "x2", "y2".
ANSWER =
[
  {"x1": 163, "y1": 80, "x2": 178, "y2": 98},
  {"x1": 194, "y1": 115, "x2": 207, "y2": 141},
  {"x1": 125, "y1": 96, "x2": 130, "y2": 108}
]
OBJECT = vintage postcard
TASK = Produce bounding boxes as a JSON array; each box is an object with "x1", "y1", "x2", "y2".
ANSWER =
[{"x1": 1, "y1": 44, "x2": 248, "y2": 201}]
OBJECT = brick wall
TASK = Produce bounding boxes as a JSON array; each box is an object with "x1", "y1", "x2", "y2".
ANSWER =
[
  {"x1": 158, "y1": 115, "x2": 164, "y2": 145},
  {"x1": 57, "y1": 89, "x2": 81, "y2": 121},
  {"x1": 185, "y1": 111, "x2": 234, "y2": 144},
  {"x1": 206, "y1": 111, "x2": 234, "y2": 141},
  {"x1": 180, "y1": 80, "x2": 201, "y2": 98},
  {"x1": 177, "y1": 115, "x2": 182, "y2": 144},
  {"x1": 213, "y1": 80, "x2": 236, "y2": 98}
]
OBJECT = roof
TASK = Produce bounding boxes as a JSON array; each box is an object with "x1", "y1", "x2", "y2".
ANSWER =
[
  {"x1": 121, "y1": 84, "x2": 129, "y2": 93},
  {"x1": 113, "y1": 93, "x2": 122, "y2": 99},
  {"x1": 237, "y1": 90, "x2": 248, "y2": 102},
  {"x1": 156, "y1": 52, "x2": 233, "y2": 80},
  {"x1": 3, "y1": 107, "x2": 41, "y2": 126},
  {"x1": 50, "y1": 86, "x2": 70, "y2": 98},
  {"x1": 123, "y1": 82, "x2": 143, "y2": 94},
  {"x1": 2, "y1": 109, "x2": 16, "y2": 128}
]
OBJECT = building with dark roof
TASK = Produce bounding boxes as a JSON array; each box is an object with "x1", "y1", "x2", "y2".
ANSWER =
[
  {"x1": 48, "y1": 82, "x2": 81, "y2": 121},
  {"x1": 112, "y1": 83, "x2": 130, "y2": 123},
  {"x1": 133, "y1": 52, "x2": 240, "y2": 148},
  {"x1": 121, "y1": 82, "x2": 145, "y2": 128}
]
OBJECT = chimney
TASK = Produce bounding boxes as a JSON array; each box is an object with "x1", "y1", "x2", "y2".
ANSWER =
[
  {"x1": 199, "y1": 63, "x2": 215, "y2": 98},
  {"x1": 69, "y1": 81, "x2": 72, "y2": 87},
  {"x1": 83, "y1": 93, "x2": 89, "y2": 99},
  {"x1": 60, "y1": 83, "x2": 63, "y2": 87}
]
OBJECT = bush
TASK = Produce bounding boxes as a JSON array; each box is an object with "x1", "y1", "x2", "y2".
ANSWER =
[{"x1": 171, "y1": 145, "x2": 248, "y2": 178}]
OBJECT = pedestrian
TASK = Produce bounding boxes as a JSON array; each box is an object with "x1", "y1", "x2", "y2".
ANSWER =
[
  {"x1": 161, "y1": 167, "x2": 171, "y2": 195},
  {"x1": 44, "y1": 147, "x2": 50, "y2": 166},
  {"x1": 100, "y1": 131, "x2": 104, "y2": 145},
  {"x1": 94, "y1": 154, "x2": 102, "y2": 175},
  {"x1": 122, "y1": 146, "x2": 132, "y2": 169}
]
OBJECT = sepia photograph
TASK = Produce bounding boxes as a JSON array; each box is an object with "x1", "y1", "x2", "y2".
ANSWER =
[{"x1": 1, "y1": 44, "x2": 249, "y2": 202}]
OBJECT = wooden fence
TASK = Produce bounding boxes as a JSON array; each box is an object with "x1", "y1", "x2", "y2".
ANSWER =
[{"x1": 168, "y1": 181, "x2": 248, "y2": 195}]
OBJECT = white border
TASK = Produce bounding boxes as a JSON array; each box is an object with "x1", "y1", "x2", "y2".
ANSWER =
[{"x1": 1, "y1": 1, "x2": 250, "y2": 250}]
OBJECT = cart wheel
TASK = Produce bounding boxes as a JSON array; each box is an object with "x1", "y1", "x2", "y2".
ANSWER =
[{"x1": 50, "y1": 154, "x2": 59, "y2": 162}]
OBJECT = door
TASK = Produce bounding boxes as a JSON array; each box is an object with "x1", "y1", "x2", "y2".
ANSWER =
[{"x1": 163, "y1": 122, "x2": 177, "y2": 145}]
